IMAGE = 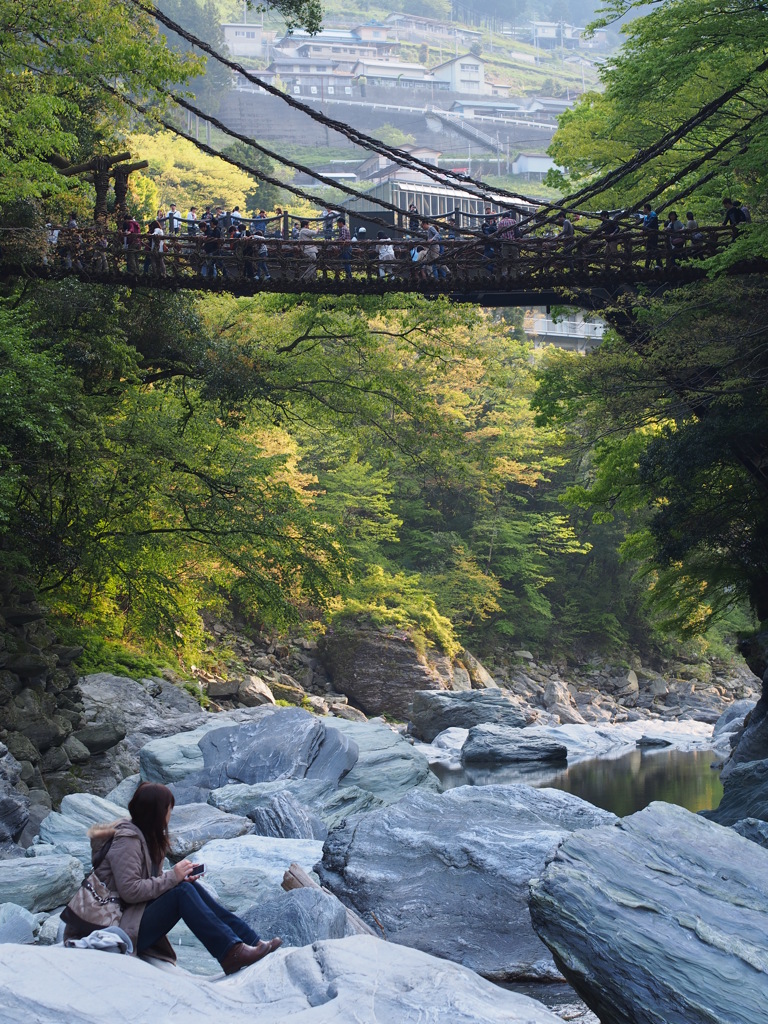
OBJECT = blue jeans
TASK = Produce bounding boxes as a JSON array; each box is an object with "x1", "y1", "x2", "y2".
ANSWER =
[{"x1": 137, "y1": 882, "x2": 259, "y2": 961}]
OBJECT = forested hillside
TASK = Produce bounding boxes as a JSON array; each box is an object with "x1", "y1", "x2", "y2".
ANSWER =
[{"x1": 0, "y1": 0, "x2": 764, "y2": 678}]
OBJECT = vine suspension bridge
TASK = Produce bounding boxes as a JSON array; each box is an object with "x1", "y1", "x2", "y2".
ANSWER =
[{"x1": 0, "y1": 225, "x2": 755, "y2": 308}]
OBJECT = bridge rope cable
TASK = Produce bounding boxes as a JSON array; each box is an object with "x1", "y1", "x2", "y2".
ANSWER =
[
  {"x1": 156, "y1": 89, "x2": 620, "y2": 232},
  {"x1": 559, "y1": 52, "x2": 768, "y2": 210},
  {"x1": 128, "y1": 0, "x2": 768, "y2": 240},
  {"x1": 116, "y1": 87, "x2": 452, "y2": 235},
  {"x1": 126, "y1": 0, "x2": 567, "y2": 214},
  {"x1": 637, "y1": 107, "x2": 768, "y2": 215}
]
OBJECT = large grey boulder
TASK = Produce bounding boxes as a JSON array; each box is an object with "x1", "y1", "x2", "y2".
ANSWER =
[
  {"x1": 0, "y1": 854, "x2": 81, "y2": 912},
  {"x1": 78, "y1": 673, "x2": 205, "y2": 741},
  {"x1": 461, "y1": 724, "x2": 568, "y2": 766},
  {"x1": 72, "y1": 674, "x2": 210, "y2": 793},
  {"x1": 191, "y1": 709, "x2": 358, "y2": 789},
  {"x1": 543, "y1": 680, "x2": 588, "y2": 725},
  {"x1": 166, "y1": 803, "x2": 252, "y2": 859},
  {"x1": 529, "y1": 801, "x2": 768, "y2": 1024},
  {"x1": 328, "y1": 719, "x2": 437, "y2": 803},
  {"x1": 0, "y1": 780, "x2": 29, "y2": 844},
  {"x1": 0, "y1": 937, "x2": 564, "y2": 1023},
  {"x1": 317, "y1": 785, "x2": 615, "y2": 980},
  {"x1": 409, "y1": 689, "x2": 529, "y2": 742},
  {"x1": 241, "y1": 886, "x2": 349, "y2": 946},
  {"x1": 701, "y1": 758, "x2": 768, "y2": 826},
  {"x1": 732, "y1": 816, "x2": 768, "y2": 848},
  {"x1": 722, "y1": 640, "x2": 768, "y2": 774},
  {"x1": 192, "y1": 834, "x2": 325, "y2": 913},
  {"x1": 0, "y1": 903, "x2": 38, "y2": 944},
  {"x1": 209, "y1": 779, "x2": 383, "y2": 830},
  {"x1": 139, "y1": 723, "x2": 221, "y2": 784},
  {"x1": 249, "y1": 792, "x2": 327, "y2": 840},
  {"x1": 38, "y1": 793, "x2": 125, "y2": 866}
]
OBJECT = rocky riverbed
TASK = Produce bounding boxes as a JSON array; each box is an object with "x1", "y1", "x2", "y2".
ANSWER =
[
  {"x1": 0, "y1": 659, "x2": 765, "y2": 1023},
  {"x1": 2, "y1": 592, "x2": 768, "y2": 1023}
]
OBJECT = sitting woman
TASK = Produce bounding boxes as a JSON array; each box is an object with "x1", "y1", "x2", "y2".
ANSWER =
[{"x1": 66, "y1": 781, "x2": 281, "y2": 974}]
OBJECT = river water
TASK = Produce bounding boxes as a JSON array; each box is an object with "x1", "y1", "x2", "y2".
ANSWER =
[
  {"x1": 431, "y1": 746, "x2": 724, "y2": 1021},
  {"x1": 431, "y1": 746, "x2": 724, "y2": 816}
]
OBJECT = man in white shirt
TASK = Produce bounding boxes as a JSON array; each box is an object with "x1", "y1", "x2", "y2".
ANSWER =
[{"x1": 167, "y1": 204, "x2": 181, "y2": 234}]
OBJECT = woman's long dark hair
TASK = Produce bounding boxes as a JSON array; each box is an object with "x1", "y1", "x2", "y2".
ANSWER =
[{"x1": 128, "y1": 782, "x2": 175, "y2": 868}]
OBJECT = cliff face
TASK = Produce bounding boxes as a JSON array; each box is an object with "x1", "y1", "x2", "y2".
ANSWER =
[
  {"x1": 319, "y1": 623, "x2": 451, "y2": 719},
  {"x1": 0, "y1": 575, "x2": 87, "y2": 825}
]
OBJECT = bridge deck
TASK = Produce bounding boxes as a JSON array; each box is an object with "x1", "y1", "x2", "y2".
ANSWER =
[{"x1": 0, "y1": 225, "x2": 752, "y2": 303}]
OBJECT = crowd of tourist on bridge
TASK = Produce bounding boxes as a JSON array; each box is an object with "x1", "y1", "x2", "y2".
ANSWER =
[{"x1": 41, "y1": 195, "x2": 751, "y2": 285}]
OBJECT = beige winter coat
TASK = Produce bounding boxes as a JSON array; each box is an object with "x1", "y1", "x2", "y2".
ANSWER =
[{"x1": 72, "y1": 819, "x2": 179, "y2": 962}]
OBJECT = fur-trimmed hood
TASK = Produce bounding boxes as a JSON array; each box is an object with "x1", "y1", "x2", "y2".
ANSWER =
[{"x1": 87, "y1": 818, "x2": 134, "y2": 856}]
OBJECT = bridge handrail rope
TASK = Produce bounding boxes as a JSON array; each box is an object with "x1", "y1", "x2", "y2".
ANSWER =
[{"x1": 0, "y1": 225, "x2": 743, "y2": 298}]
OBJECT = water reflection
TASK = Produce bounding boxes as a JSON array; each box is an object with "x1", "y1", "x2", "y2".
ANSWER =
[{"x1": 431, "y1": 747, "x2": 724, "y2": 817}]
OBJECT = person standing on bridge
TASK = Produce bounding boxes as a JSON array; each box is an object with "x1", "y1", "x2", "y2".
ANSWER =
[
  {"x1": 336, "y1": 216, "x2": 352, "y2": 280},
  {"x1": 186, "y1": 207, "x2": 198, "y2": 236},
  {"x1": 167, "y1": 204, "x2": 181, "y2": 234},
  {"x1": 664, "y1": 210, "x2": 685, "y2": 266},
  {"x1": 642, "y1": 204, "x2": 661, "y2": 269},
  {"x1": 482, "y1": 207, "x2": 498, "y2": 275},
  {"x1": 297, "y1": 220, "x2": 321, "y2": 281},
  {"x1": 722, "y1": 197, "x2": 746, "y2": 238},
  {"x1": 323, "y1": 207, "x2": 337, "y2": 240},
  {"x1": 408, "y1": 203, "x2": 420, "y2": 234},
  {"x1": 122, "y1": 213, "x2": 141, "y2": 274},
  {"x1": 554, "y1": 211, "x2": 575, "y2": 270}
]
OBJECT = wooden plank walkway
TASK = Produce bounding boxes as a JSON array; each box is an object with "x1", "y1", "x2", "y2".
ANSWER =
[{"x1": 0, "y1": 225, "x2": 757, "y2": 304}]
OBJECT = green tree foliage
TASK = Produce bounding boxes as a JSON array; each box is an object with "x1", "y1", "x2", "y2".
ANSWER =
[
  {"x1": 0, "y1": 0, "x2": 196, "y2": 205},
  {"x1": 156, "y1": 0, "x2": 235, "y2": 115},
  {"x1": 549, "y1": 0, "x2": 768, "y2": 240},
  {"x1": 128, "y1": 131, "x2": 277, "y2": 215},
  {"x1": 533, "y1": 278, "x2": 768, "y2": 635}
]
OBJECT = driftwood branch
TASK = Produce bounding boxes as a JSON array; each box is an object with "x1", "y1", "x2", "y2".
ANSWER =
[{"x1": 282, "y1": 862, "x2": 380, "y2": 938}]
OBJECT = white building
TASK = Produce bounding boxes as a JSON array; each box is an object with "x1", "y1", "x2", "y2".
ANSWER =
[
  {"x1": 511, "y1": 153, "x2": 555, "y2": 179},
  {"x1": 222, "y1": 22, "x2": 270, "y2": 58},
  {"x1": 527, "y1": 309, "x2": 605, "y2": 352},
  {"x1": 429, "y1": 54, "x2": 485, "y2": 94}
]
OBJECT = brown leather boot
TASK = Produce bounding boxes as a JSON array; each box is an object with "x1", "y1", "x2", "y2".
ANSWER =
[{"x1": 220, "y1": 938, "x2": 283, "y2": 975}]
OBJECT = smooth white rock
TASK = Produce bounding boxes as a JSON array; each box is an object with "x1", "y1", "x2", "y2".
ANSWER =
[
  {"x1": 192, "y1": 835, "x2": 324, "y2": 912},
  {"x1": 167, "y1": 803, "x2": 252, "y2": 859},
  {"x1": 327, "y1": 719, "x2": 438, "y2": 803},
  {"x1": 0, "y1": 855, "x2": 82, "y2": 912},
  {"x1": 0, "y1": 903, "x2": 37, "y2": 944},
  {"x1": 416, "y1": 720, "x2": 717, "y2": 770},
  {"x1": 209, "y1": 779, "x2": 383, "y2": 829},
  {"x1": 0, "y1": 937, "x2": 564, "y2": 1024},
  {"x1": 139, "y1": 723, "x2": 220, "y2": 784},
  {"x1": 37, "y1": 794, "x2": 126, "y2": 866}
]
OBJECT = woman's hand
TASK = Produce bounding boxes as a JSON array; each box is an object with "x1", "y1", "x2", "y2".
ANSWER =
[{"x1": 173, "y1": 859, "x2": 195, "y2": 882}]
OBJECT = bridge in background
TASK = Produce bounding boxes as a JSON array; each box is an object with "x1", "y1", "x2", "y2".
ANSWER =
[{"x1": 0, "y1": 226, "x2": 757, "y2": 309}]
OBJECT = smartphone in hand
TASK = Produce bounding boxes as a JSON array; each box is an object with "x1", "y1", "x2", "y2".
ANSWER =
[{"x1": 188, "y1": 863, "x2": 205, "y2": 877}]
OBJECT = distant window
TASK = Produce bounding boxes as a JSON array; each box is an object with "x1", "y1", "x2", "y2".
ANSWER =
[
  {"x1": 345, "y1": 86, "x2": 352, "y2": 93},
  {"x1": 247, "y1": 31, "x2": 255, "y2": 38},
  {"x1": 460, "y1": 63, "x2": 479, "y2": 72},
  {"x1": 311, "y1": 85, "x2": 318, "y2": 93},
  {"x1": 293, "y1": 86, "x2": 301, "y2": 93},
  {"x1": 327, "y1": 85, "x2": 334, "y2": 94}
]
